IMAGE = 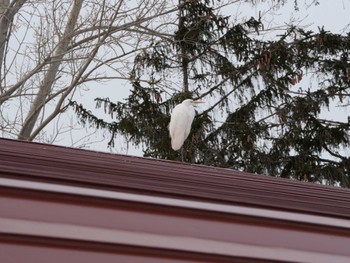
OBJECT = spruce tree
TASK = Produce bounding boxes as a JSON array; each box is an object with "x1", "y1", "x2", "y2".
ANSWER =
[{"x1": 71, "y1": 1, "x2": 350, "y2": 187}]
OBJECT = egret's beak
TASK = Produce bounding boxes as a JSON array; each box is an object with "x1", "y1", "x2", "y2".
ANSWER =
[{"x1": 191, "y1": 101, "x2": 205, "y2": 105}]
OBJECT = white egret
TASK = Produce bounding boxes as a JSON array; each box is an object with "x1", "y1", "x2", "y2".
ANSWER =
[{"x1": 169, "y1": 99, "x2": 204, "y2": 151}]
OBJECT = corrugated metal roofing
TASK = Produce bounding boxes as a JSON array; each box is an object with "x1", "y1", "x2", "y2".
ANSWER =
[
  {"x1": 1, "y1": 138, "x2": 350, "y2": 262},
  {"x1": 0, "y1": 138, "x2": 349, "y2": 219}
]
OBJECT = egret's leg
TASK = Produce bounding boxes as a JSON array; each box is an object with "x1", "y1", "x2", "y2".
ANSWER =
[{"x1": 180, "y1": 147, "x2": 184, "y2": 162}]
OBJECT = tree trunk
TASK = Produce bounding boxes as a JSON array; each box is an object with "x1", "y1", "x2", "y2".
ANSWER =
[
  {"x1": 18, "y1": 0, "x2": 83, "y2": 140},
  {"x1": 0, "y1": 0, "x2": 10, "y2": 82},
  {"x1": 178, "y1": 2, "x2": 189, "y2": 93},
  {"x1": 0, "y1": 0, "x2": 26, "y2": 90}
]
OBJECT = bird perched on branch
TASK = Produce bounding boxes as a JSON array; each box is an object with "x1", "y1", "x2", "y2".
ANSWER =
[{"x1": 169, "y1": 99, "x2": 204, "y2": 151}]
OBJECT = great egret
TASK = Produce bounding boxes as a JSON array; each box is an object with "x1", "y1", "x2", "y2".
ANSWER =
[{"x1": 169, "y1": 99, "x2": 204, "y2": 151}]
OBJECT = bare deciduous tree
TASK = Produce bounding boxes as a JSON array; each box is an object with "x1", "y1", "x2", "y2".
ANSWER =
[{"x1": 0, "y1": 0, "x2": 178, "y2": 144}]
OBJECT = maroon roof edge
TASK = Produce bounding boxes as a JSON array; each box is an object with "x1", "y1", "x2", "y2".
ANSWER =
[
  {"x1": 1, "y1": 138, "x2": 350, "y2": 263},
  {"x1": 1, "y1": 138, "x2": 349, "y2": 218}
]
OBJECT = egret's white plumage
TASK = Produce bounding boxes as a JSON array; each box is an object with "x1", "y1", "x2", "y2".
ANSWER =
[{"x1": 169, "y1": 99, "x2": 203, "y2": 151}]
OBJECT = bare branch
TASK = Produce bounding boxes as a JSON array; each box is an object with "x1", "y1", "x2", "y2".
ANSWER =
[{"x1": 19, "y1": 0, "x2": 84, "y2": 140}]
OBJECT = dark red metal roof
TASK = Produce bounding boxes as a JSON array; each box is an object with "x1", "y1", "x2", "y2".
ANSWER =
[
  {"x1": 1, "y1": 138, "x2": 349, "y2": 218},
  {"x1": 1, "y1": 138, "x2": 350, "y2": 262}
]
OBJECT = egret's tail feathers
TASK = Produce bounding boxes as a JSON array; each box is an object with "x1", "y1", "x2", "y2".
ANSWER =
[{"x1": 171, "y1": 138, "x2": 185, "y2": 151}]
